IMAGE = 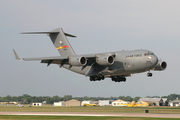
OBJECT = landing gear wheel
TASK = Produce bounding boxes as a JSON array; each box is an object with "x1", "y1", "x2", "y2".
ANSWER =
[
  {"x1": 123, "y1": 77, "x2": 126, "y2": 82},
  {"x1": 89, "y1": 76, "x2": 105, "y2": 81},
  {"x1": 111, "y1": 76, "x2": 126, "y2": 83},
  {"x1": 147, "y1": 73, "x2": 153, "y2": 77}
]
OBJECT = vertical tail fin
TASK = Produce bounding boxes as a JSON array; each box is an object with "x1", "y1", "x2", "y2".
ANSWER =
[
  {"x1": 49, "y1": 28, "x2": 76, "y2": 56},
  {"x1": 21, "y1": 28, "x2": 76, "y2": 56}
]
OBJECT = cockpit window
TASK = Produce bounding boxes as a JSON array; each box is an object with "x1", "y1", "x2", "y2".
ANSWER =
[
  {"x1": 150, "y1": 53, "x2": 154, "y2": 55},
  {"x1": 144, "y1": 52, "x2": 154, "y2": 56},
  {"x1": 144, "y1": 53, "x2": 149, "y2": 56}
]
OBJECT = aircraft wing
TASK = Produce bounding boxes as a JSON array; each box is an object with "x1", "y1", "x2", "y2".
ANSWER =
[
  {"x1": 13, "y1": 49, "x2": 98, "y2": 67},
  {"x1": 13, "y1": 49, "x2": 68, "y2": 66},
  {"x1": 20, "y1": 56, "x2": 67, "y2": 61},
  {"x1": 13, "y1": 49, "x2": 115, "y2": 67}
]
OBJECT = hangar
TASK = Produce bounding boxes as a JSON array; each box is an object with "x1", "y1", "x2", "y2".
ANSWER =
[
  {"x1": 138, "y1": 98, "x2": 168, "y2": 106},
  {"x1": 169, "y1": 98, "x2": 180, "y2": 107},
  {"x1": 65, "y1": 99, "x2": 81, "y2": 106}
]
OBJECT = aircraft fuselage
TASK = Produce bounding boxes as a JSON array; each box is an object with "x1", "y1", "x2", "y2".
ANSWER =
[{"x1": 63, "y1": 49, "x2": 159, "y2": 78}]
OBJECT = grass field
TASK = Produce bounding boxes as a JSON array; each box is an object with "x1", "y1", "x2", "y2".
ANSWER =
[
  {"x1": 0, "y1": 105, "x2": 180, "y2": 119},
  {"x1": 0, "y1": 115, "x2": 180, "y2": 120}
]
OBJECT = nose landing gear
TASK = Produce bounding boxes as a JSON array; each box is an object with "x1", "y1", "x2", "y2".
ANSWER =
[{"x1": 147, "y1": 72, "x2": 153, "y2": 77}]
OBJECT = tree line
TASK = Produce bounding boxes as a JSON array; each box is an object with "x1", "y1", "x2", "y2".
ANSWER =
[{"x1": 0, "y1": 94, "x2": 179, "y2": 104}]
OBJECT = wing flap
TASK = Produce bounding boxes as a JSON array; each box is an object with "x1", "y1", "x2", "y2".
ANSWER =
[
  {"x1": 41, "y1": 60, "x2": 63, "y2": 64},
  {"x1": 41, "y1": 60, "x2": 67, "y2": 64}
]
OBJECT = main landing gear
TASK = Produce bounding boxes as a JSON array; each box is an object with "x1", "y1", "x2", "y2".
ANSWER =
[
  {"x1": 89, "y1": 76, "x2": 105, "y2": 81},
  {"x1": 89, "y1": 75, "x2": 126, "y2": 82},
  {"x1": 111, "y1": 76, "x2": 126, "y2": 82}
]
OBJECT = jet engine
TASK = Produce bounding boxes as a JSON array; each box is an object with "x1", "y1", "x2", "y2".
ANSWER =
[
  {"x1": 69, "y1": 56, "x2": 87, "y2": 66},
  {"x1": 153, "y1": 61, "x2": 167, "y2": 71},
  {"x1": 96, "y1": 55, "x2": 114, "y2": 65}
]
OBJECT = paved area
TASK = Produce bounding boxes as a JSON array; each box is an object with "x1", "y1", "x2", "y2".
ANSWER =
[{"x1": 0, "y1": 112, "x2": 180, "y2": 118}]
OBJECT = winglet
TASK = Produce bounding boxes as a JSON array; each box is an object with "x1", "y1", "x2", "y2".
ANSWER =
[{"x1": 13, "y1": 49, "x2": 21, "y2": 60}]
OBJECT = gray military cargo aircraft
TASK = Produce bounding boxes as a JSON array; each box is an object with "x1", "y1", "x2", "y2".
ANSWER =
[{"x1": 13, "y1": 28, "x2": 167, "y2": 82}]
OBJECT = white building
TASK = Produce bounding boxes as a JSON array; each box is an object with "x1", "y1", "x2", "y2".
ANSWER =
[
  {"x1": 98, "y1": 100, "x2": 113, "y2": 106},
  {"x1": 54, "y1": 101, "x2": 66, "y2": 106},
  {"x1": 81, "y1": 101, "x2": 94, "y2": 106},
  {"x1": 32, "y1": 103, "x2": 42, "y2": 106},
  {"x1": 112, "y1": 99, "x2": 129, "y2": 106},
  {"x1": 169, "y1": 98, "x2": 180, "y2": 107}
]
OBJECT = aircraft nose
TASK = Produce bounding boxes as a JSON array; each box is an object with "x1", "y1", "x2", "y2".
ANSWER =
[{"x1": 151, "y1": 55, "x2": 158, "y2": 66}]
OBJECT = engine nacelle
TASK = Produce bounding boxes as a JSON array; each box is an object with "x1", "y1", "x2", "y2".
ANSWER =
[
  {"x1": 96, "y1": 55, "x2": 114, "y2": 65},
  {"x1": 69, "y1": 56, "x2": 87, "y2": 66},
  {"x1": 153, "y1": 61, "x2": 167, "y2": 71}
]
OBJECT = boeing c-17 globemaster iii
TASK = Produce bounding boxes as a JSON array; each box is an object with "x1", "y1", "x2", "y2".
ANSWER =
[{"x1": 13, "y1": 28, "x2": 167, "y2": 82}]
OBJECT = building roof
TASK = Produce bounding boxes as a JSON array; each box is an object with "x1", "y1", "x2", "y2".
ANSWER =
[
  {"x1": 138, "y1": 98, "x2": 167, "y2": 102},
  {"x1": 112, "y1": 99, "x2": 126, "y2": 103},
  {"x1": 169, "y1": 100, "x2": 180, "y2": 103},
  {"x1": 137, "y1": 101, "x2": 149, "y2": 104}
]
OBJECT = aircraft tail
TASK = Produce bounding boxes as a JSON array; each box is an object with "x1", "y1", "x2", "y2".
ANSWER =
[{"x1": 21, "y1": 28, "x2": 76, "y2": 56}]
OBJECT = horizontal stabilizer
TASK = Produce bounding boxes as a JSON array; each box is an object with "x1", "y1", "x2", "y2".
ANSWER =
[{"x1": 21, "y1": 32, "x2": 76, "y2": 37}]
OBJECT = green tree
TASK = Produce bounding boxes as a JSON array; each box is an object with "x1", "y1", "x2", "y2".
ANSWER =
[
  {"x1": 22, "y1": 94, "x2": 31, "y2": 98},
  {"x1": 134, "y1": 96, "x2": 141, "y2": 102},
  {"x1": 153, "y1": 102, "x2": 156, "y2": 106},
  {"x1": 35, "y1": 97, "x2": 42, "y2": 102},
  {"x1": 73, "y1": 97, "x2": 83, "y2": 101},
  {"x1": 26, "y1": 97, "x2": 32, "y2": 104},
  {"x1": 0, "y1": 97, "x2": 5, "y2": 102},
  {"x1": 161, "y1": 96, "x2": 168, "y2": 98},
  {"x1": 46, "y1": 97, "x2": 54, "y2": 104},
  {"x1": 89, "y1": 97, "x2": 98, "y2": 101},
  {"x1": 17, "y1": 96, "x2": 23, "y2": 102},
  {"x1": 53, "y1": 95, "x2": 60, "y2": 102},
  {"x1": 83, "y1": 96, "x2": 89, "y2": 100},
  {"x1": 64, "y1": 95, "x2": 72, "y2": 101},
  {"x1": 23, "y1": 98, "x2": 28, "y2": 104},
  {"x1": 167, "y1": 94, "x2": 179, "y2": 100},
  {"x1": 118, "y1": 96, "x2": 125, "y2": 100},
  {"x1": 4, "y1": 95, "x2": 11, "y2": 103},
  {"x1": 124, "y1": 96, "x2": 133, "y2": 101}
]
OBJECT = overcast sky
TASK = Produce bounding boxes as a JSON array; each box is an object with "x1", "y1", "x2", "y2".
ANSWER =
[{"x1": 0, "y1": 0, "x2": 179, "y2": 98}]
